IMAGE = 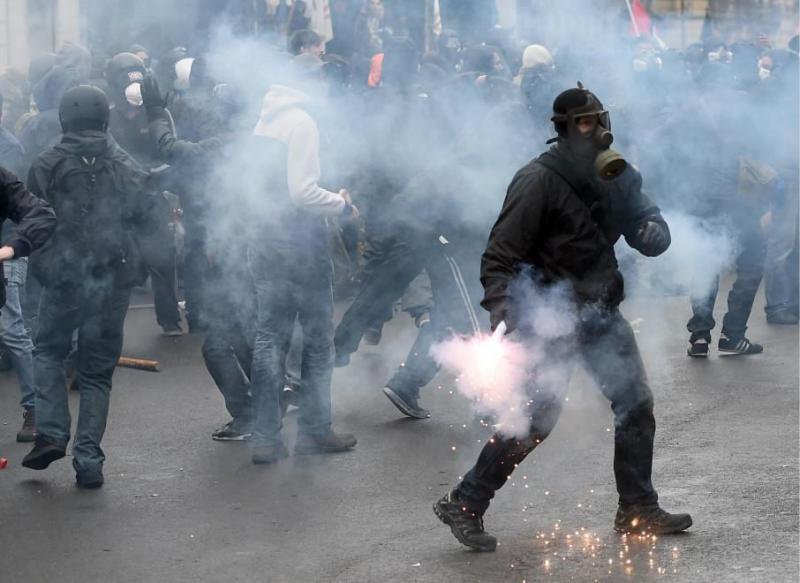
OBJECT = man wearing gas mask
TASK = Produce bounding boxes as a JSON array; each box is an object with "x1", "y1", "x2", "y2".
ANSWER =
[
  {"x1": 433, "y1": 85, "x2": 691, "y2": 552},
  {"x1": 106, "y1": 52, "x2": 183, "y2": 336}
]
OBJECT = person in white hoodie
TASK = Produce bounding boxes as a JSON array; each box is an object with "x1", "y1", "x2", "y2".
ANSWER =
[{"x1": 247, "y1": 53, "x2": 357, "y2": 464}]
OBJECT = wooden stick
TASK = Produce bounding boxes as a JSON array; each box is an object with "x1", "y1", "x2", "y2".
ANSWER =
[{"x1": 118, "y1": 356, "x2": 160, "y2": 372}]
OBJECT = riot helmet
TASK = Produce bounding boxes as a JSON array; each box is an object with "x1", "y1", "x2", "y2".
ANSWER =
[{"x1": 59, "y1": 84, "x2": 110, "y2": 133}]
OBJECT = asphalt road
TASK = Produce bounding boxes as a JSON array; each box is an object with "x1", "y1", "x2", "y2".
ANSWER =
[{"x1": 0, "y1": 285, "x2": 797, "y2": 583}]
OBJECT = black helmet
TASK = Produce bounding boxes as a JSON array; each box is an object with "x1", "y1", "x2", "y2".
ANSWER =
[
  {"x1": 105, "y1": 52, "x2": 146, "y2": 91},
  {"x1": 59, "y1": 85, "x2": 110, "y2": 133}
]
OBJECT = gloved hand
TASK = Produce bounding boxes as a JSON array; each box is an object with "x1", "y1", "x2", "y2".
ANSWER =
[
  {"x1": 490, "y1": 305, "x2": 515, "y2": 335},
  {"x1": 140, "y1": 75, "x2": 166, "y2": 110},
  {"x1": 637, "y1": 220, "x2": 670, "y2": 256}
]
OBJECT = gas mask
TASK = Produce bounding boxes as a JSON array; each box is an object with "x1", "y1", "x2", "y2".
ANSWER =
[{"x1": 550, "y1": 84, "x2": 627, "y2": 179}]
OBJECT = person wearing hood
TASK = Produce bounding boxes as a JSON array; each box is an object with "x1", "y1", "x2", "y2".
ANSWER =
[
  {"x1": 22, "y1": 85, "x2": 156, "y2": 489},
  {"x1": 106, "y1": 52, "x2": 183, "y2": 336},
  {"x1": 246, "y1": 53, "x2": 357, "y2": 464},
  {"x1": 18, "y1": 45, "x2": 92, "y2": 174},
  {"x1": 433, "y1": 85, "x2": 691, "y2": 552}
]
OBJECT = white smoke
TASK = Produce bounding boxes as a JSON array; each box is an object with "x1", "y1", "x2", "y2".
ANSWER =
[{"x1": 431, "y1": 278, "x2": 578, "y2": 439}]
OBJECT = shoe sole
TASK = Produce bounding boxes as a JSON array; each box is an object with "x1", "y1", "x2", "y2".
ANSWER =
[
  {"x1": 76, "y1": 478, "x2": 104, "y2": 489},
  {"x1": 212, "y1": 434, "x2": 252, "y2": 442},
  {"x1": 687, "y1": 350, "x2": 708, "y2": 358},
  {"x1": 22, "y1": 448, "x2": 66, "y2": 470},
  {"x1": 614, "y1": 515, "x2": 693, "y2": 535},
  {"x1": 718, "y1": 349, "x2": 763, "y2": 356},
  {"x1": 294, "y1": 442, "x2": 357, "y2": 456},
  {"x1": 433, "y1": 502, "x2": 497, "y2": 552},
  {"x1": 383, "y1": 387, "x2": 430, "y2": 419}
]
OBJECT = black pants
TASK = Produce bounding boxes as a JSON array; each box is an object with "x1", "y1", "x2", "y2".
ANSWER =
[
  {"x1": 201, "y1": 262, "x2": 254, "y2": 421},
  {"x1": 34, "y1": 279, "x2": 131, "y2": 476},
  {"x1": 687, "y1": 211, "x2": 765, "y2": 341},
  {"x1": 456, "y1": 309, "x2": 658, "y2": 514},
  {"x1": 334, "y1": 239, "x2": 421, "y2": 357},
  {"x1": 335, "y1": 237, "x2": 484, "y2": 399}
]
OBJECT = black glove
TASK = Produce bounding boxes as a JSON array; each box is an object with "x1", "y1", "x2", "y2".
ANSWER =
[
  {"x1": 637, "y1": 220, "x2": 670, "y2": 255},
  {"x1": 140, "y1": 75, "x2": 166, "y2": 110},
  {"x1": 490, "y1": 304, "x2": 516, "y2": 335}
]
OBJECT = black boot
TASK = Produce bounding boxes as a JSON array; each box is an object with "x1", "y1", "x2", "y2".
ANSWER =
[
  {"x1": 433, "y1": 490, "x2": 497, "y2": 552},
  {"x1": 22, "y1": 437, "x2": 66, "y2": 470},
  {"x1": 614, "y1": 504, "x2": 693, "y2": 534},
  {"x1": 16, "y1": 408, "x2": 36, "y2": 443}
]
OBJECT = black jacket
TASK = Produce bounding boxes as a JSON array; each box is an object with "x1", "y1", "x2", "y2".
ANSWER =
[
  {"x1": 481, "y1": 143, "x2": 670, "y2": 329},
  {"x1": 0, "y1": 166, "x2": 56, "y2": 305},
  {"x1": 27, "y1": 131, "x2": 155, "y2": 289}
]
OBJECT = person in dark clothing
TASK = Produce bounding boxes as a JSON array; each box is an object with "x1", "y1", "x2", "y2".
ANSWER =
[
  {"x1": 140, "y1": 75, "x2": 256, "y2": 441},
  {"x1": 18, "y1": 44, "x2": 92, "y2": 174},
  {"x1": 105, "y1": 52, "x2": 183, "y2": 336},
  {"x1": 433, "y1": 86, "x2": 692, "y2": 552},
  {"x1": 0, "y1": 167, "x2": 56, "y2": 443},
  {"x1": 22, "y1": 85, "x2": 157, "y2": 489}
]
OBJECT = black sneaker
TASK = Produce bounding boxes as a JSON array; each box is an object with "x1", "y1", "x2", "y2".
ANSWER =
[
  {"x1": 294, "y1": 430, "x2": 357, "y2": 455},
  {"x1": 251, "y1": 442, "x2": 289, "y2": 465},
  {"x1": 16, "y1": 408, "x2": 37, "y2": 443},
  {"x1": 76, "y1": 471, "x2": 104, "y2": 489},
  {"x1": 383, "y1": 387, "x2": 430, "y2": 419},
  {"x1": 21, "y1": 438, "x2": 66, "y2": 470},
  {"x1": 614, "y1": 504, "x2": 693, "y2": 534},
  {"x1": 433, "y1": 490, "x2": 497, "y2": 552},
  {"x1": 687, "y1": 338, "x2": 709, "y2": 357},
  {"x1": 718, "y1": 335, "x2": 763, "y2": 356},
  {"x1": 161, "y1": 323, "x2": 183, "y2": 337},
  {"x1": 211, "y1": 418, "x2": 252, "y2": 441}
]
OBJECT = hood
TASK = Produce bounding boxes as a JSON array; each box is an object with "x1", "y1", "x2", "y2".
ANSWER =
[
  {"x1": 55, "y1": 130, "x2": 114, "y2": 157},
  {"x1": 31, "y1": 45, "x2": 91, "y2": 112},
  {"x1": 256, "y1": 85, "x2": 312, "y2": 125}
]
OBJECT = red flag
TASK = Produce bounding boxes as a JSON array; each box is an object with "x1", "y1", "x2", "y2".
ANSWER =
[{"x1": 628, "y1": 0, "x2": 652, "y2": 37}]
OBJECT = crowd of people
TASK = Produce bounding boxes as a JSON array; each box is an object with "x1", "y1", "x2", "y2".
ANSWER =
[{"x1": 0, "y1": 0, "x2": 797, "y2": 551}]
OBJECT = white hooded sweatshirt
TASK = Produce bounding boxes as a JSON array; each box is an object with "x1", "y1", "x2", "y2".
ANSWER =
[{"x1": 252, "y1": 85, "x2": 345, "y2": 216}]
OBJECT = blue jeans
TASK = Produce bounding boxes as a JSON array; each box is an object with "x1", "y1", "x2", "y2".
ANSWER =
[
  {"x1": 34, "y1": 281, "x2": 130, "y2": 476},
  {"x1": 248, "y1": 245, "x2": 334, "y2": 447},
  {"x1": 1, "y1": 258, "x2": 37, "y2": 410}
]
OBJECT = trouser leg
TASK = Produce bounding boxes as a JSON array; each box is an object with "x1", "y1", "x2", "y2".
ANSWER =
[
  {"x1": 33, "y1": 288, "x2": 81, "y2": 448},
  {"x1": 456, "y1": 391, "x2": 565, "y2": 515},
  {"x1": 333, "y1": 241, "x2": 422, "y2": 357},
  {"x1": 72, "y1": 287, "x2": 131, "y2": 476},
  {"x1": 248, "y1": 248, "x2": 296, "y2": 447},
  {"x1": 581, "y1": 311, "x2": 658, "y2": 507},
  {"x1": 721, "y1": 219, "x2": 766, "y2": 339},
  {"x1": 296, "y1": 260, "x2": 335, "y2": 437},
  {"x1": 1, "y1": 260, "x2": 37, "y2": 410}
]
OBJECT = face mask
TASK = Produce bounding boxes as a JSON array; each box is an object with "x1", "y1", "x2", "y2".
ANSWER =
[
  {"x1": 174, "y1": 57, "x2": 195, "y2": 91},
  {"x1": 758, "y1": 66, "x2": 771, "y2": 80},
  {"x1": 125, "y1": 82, "x2": 143, "y2": 107}
]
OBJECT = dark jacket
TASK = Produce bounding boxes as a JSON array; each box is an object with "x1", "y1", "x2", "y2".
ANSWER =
[
  {"x1": 27, "y1": 131, "x2": 154, "y2": 289},
  {"x1": 0, "y1": 166, "x2": 56, "y2": 305},
  {"x1": 481, "y1": 143, "x2": 670, "y2": 328}
]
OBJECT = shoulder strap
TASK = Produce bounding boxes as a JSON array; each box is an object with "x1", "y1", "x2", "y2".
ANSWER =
[{"x1": 535, "y1": 151, "x2": 598, "y2": 209}]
